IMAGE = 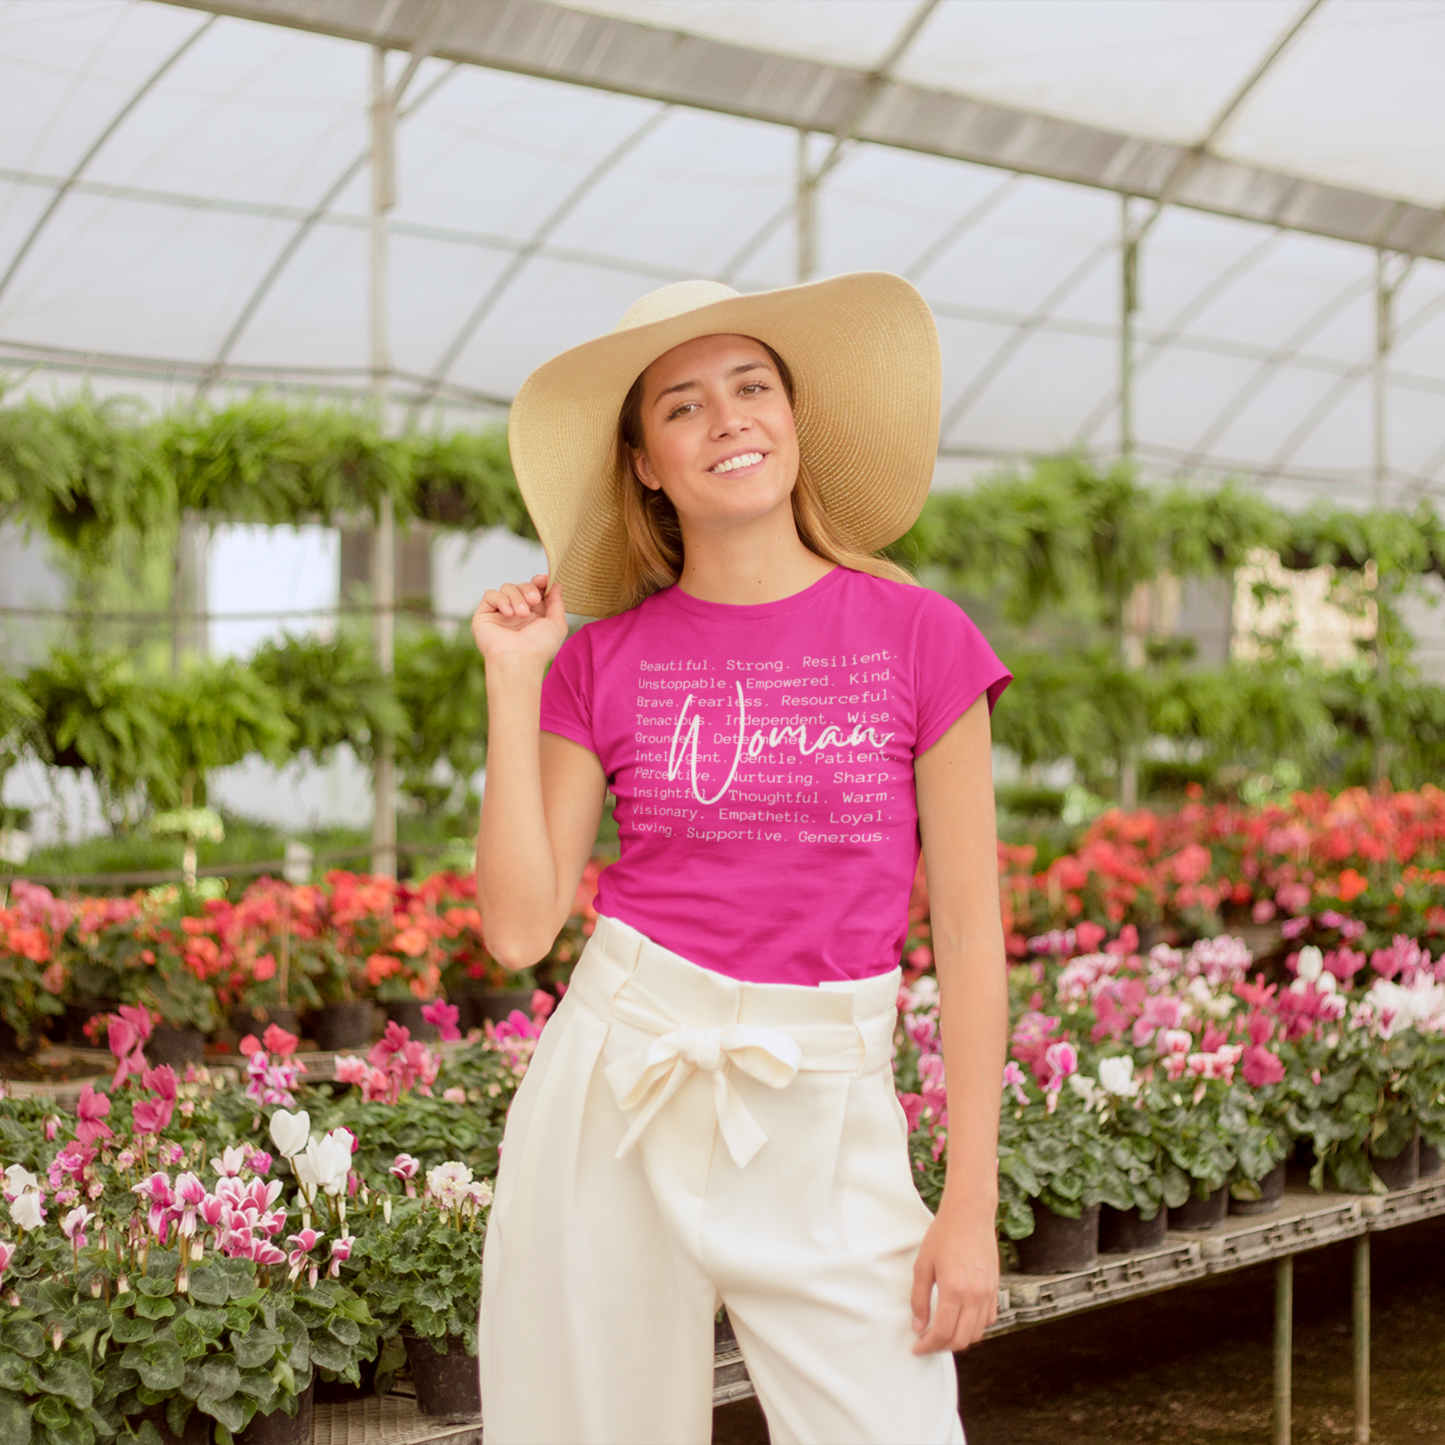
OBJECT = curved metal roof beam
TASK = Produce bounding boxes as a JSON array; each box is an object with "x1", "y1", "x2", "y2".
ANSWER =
[
  {"x1": 1073, "y1": 228, "x2": 1289, "y2": 446},
  {"x1": 937, "y1": 241, "x2": 1115, "y2": 440},
  {"x1": 198, "y1": 61, "x2": 459, "y2": 397},
  {"x1": 903, "y1": 173, "x2": 1022, "y2": 283},
  {"x1": 716, "y1": 0, "x2": 940, "y2": 288},
  {"x1": 410, "y1": 103, "x2": 671, "y2": 412},
  {"x1": 0, "y1": 14, "x2": 218, "y2": 310},
  {"x1": 1261, "y1": 275, "x2": 1445, "y2": 482},
  {"x1": 1181, "y1": 275, "x2": 1372, "y2": 468}
]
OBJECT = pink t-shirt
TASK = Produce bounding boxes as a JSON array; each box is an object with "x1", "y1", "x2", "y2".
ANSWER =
[{"x1": 539, "y1": 567, "x2": 1010, "y2": 985}]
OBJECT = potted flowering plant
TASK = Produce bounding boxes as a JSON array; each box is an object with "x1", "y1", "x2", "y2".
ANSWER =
[
  {"x1": 0, "y1": 1082, "x2": 384, "y2": 1443},
  {"x1": 356, "y1": 1157, "x2": 491, "y2": 1417},
  {"x1": 1281, "y1": 938, "x2": 1445, "y2": 1192}
]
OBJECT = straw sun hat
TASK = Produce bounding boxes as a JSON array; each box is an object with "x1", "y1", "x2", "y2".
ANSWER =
[{"x1": 508, "y1": 271, "x2": 941, "y2": 618}]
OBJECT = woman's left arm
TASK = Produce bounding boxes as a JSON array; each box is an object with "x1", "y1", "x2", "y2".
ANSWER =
[{"x1": 910, "y1": 694, "x2": 1008, "y2": 1354}]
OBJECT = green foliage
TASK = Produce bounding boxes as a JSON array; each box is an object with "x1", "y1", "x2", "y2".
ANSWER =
[
  {"x1": 153, "y1": 661, "x2": 294, "y2": 809},
  {"x1": 248, "y1": 634, "x2": 404, "y2": 767},
  {"x1": 393, "y1": 625, "x2": 488, "y2": 813},
  {"x1": 408, "y1": 429, "x2": 535, "y2": 537},
  {"x1": 23, "y1": 652, "x2": 172, "y2": 827}
]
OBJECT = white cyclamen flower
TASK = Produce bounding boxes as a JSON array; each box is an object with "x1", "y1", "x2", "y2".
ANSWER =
[
  {"x1": 3, "y1": 1165, "x2": 39, "y2": 1200},
  {"x1": 426, "y1": 1161, "x2": 474, "y2": 1207},
  {"x1": 1296, "y1": 946, "x2": 1324, "y2": 984},
  {"x1": 269, "y1": 1109, "x2": 311, "y2": 1160},
  {"x1": 293, "y1": 1130, "x2": 352, "y2": 1197},
  {"x1": 1067, "y1": 1073, "x2": 1099, "y2": 1108},
  {"x1": 1097, "y1": 1055, "x2": 1140, "y2": 1098},
  {"x1": 10, "y1": 1190, "x2": 44, "y2": 1231}
]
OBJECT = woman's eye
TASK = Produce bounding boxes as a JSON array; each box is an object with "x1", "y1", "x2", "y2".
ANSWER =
[
  {"x1": 740, "y1": 382, "x2": 766, "y2": 396},
  {"x1": 666, "y1": 402, "x2": 697, "y2": 420}
]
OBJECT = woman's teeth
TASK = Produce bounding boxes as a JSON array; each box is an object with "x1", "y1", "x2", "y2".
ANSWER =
[{"x1": 711, "y1": 452, "x2": 763, "y2": 474}]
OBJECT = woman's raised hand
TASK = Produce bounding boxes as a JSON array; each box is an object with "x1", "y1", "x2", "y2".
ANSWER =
[{"x1": 471, "y1": 574, "x2": 568, "y2": 665}]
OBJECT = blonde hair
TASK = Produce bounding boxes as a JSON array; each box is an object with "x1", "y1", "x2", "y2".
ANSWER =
[{"x1": 615, "y1": 340, "x2": 916, "y2": 609}]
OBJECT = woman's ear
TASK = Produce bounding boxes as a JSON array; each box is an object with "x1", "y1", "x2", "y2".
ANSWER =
[{"x1": 631, "y1": 447, "x2": 662, "y2": 492}]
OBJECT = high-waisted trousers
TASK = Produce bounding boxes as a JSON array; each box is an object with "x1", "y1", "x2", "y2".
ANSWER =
[{"x1": 477, "y1": 914, "x2": 964, "y2": 1444}]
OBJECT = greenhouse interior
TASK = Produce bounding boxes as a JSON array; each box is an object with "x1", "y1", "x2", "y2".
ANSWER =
[{"x1": 2, "y1": 1, "x2": 1445, "y2": 1442}]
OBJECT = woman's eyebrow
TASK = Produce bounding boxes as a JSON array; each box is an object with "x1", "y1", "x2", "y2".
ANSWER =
[{"x1": 653, "y1": 361, "x2": 769, "y2": 404}]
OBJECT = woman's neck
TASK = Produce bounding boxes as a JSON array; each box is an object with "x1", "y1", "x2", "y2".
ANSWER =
[{"x1": 675, "y1": 509, "x2": 835, "y2": 606}]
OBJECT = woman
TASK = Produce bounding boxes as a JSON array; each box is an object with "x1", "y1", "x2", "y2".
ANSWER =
[{"x1": 472, "y1": 274, "x2": 1009, "y2": 1445}]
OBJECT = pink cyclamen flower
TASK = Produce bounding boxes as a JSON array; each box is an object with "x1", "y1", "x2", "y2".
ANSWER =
[
  {"x1": 1001, "y1": 1060, "x2": 1029, "y2": 1105},
  {"x1": 1242, "y1": 1045, "x2": 1286, "y2": 1088},
  {"x1": 442, "y1": 1087, "x2": 466, "y2": 1104},
  {"x1": 420, "y1": 1001, "x2": 461, "y2": 1042},
  {"x1": 61, "y1": 1205, "x2": 94, "y2": 1248},
  {"x1": 328, "y1": 1234, "x2": 355, "y2": 1277},
  {"x1": 43, "y1": 1115, "x2": 60, "y2": 1143},
  {"x1": 107, "y1": 1015, "x2": 148, "y2": 1090},
  {"x1": 246, "y1": 1149, "x2": 273, "y2": 1177},
  {"x1": 131, "y1": 1096, "x2": 174, "y2": 1137},
  {"x1": 0, "y1": 1241, "x2": 12, "y2": 1278},
  {"x1": 898, "y1": 1091, "x2": 926, "y2": 1133},
  {"x1": 530, "y1": 989, "x2": 555, "y2": 1021},
  {"x1": 75, "y1": 1084, "x2": 113, "y2": 1147},
  {"x1": 1041, "y1": 1040, "x2": 1078, "y2": 1091},
  {"x1": 333, "y1": 1055, "x2": 369, "y2": 1086},
  {"x1": 210, "y1": 1145, "x2": 246, "y2": 1178},
  {"x1": 261, "y1": 1023, "x2": 299, "y2": 1057},
  {"x1": 390, "y1": 1154, "x2": 420, "y2": 1182},
  {"x1": 140, "y1": 1064, "x2": 177, "y2": 1102}
]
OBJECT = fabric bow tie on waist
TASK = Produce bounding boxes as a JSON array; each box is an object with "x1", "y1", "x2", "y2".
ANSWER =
[{"x1": 604, "y1": 1020, "x2": 804, "y2": 1168}]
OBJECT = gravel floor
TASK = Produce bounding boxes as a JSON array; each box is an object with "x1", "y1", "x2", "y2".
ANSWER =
[{"x1": 711, "y1": 1218, "x2": 1445, "y2": 1445}]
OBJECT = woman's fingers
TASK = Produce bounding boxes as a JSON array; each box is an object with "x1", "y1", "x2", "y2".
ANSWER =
[{"x1": 912, "y1": 1270, "x2": 997, "y2": 1354}]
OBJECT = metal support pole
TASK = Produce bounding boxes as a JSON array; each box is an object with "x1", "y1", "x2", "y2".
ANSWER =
[
  {"x1": 369, "y1": 45, "x2": 397, "y2": 880},
  {"x1": 1120, "y1": 195, "x2": 1139, "y2": 464},
  {"x1": 796, "y1": 130, "x2": 817, "y2": 283},
  {"x1": 1274, "y1": 1255, "x2": 1293, "y2": 1445},
  {"x1": 1373, "y1": 250, "x2": 1390, "y2": 512},
  {"x1": 1353, "y1": 1234, "x2": 1370, "y2": 1443}
]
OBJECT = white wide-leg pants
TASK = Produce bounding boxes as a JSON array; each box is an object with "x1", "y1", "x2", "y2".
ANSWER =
[{"x1": 477, "y1": 914, "x2": 963, "y2": 1445}]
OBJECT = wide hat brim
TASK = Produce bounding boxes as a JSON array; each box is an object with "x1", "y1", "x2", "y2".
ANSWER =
[{"x1": 508, "y1": 271, "x2": 941, "y2": 618}]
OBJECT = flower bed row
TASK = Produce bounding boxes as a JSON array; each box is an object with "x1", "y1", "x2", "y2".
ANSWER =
[
  {"x1": 0, "y1": 863, "x2": 605, "y2": 1050},
  {"x1": 0, "y1": 996, "x2": 553, "y2": 1442}
]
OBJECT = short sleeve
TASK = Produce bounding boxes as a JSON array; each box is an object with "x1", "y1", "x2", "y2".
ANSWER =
[
  {"x1": 911, "y1": 592, "x2": 1012, "y2": 757},
  {"x1": 539, "y1": 628, "x2": 598, "y2": 756}
]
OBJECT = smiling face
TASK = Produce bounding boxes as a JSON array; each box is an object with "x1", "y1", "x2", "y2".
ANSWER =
[{"x1": 627, "y1": 332, "x2": 800, "y2": 534}]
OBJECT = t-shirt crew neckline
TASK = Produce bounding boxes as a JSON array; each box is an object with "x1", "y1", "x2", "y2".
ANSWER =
[{"x1": 661, "y1": 565, "x2": 844, "y2": 620}]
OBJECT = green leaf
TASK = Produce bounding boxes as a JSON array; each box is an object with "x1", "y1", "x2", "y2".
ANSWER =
[
  {"x1": 184, "y1": 1268, "x2": 229, "y2": 1309},
  {"x1": 41, "y1": 1414, "x2": 95, "y2": 1445},
  {"x1": 306, "y1": 1334, "x2": 350, "y2": 1373},
  {"x1": 33, "y1": 1395, "x2": 70, "y2": 1430},
  {"x1": 197, "y1": 1357, "x2": 240, "y2": 1403},
  {"x1": 38, "y1": 1355, "x2": 95, "y2": 1409},
  {"x1": 326, "y1": 1317, "x2": 361, "y2": 1348},
  {"x1": 109, "y1": 1315, "x2": 154, "y2": 1345},
  {"x1": 196, "y1": 1392, "x2": 246, "y2": 1435},
  {"x1": 165, "y1": 1395, "x2": 193, "y2": 1439},
  {"x1": 0, "y1": 1351, "x2": 33, "y2": 1391},
  {"x1": 135, "y1": 1339, "x2": 186, "y2": 1394},
  {"x1": 232, "y1": 1329, "x2": 284, "y2": 1371},
  {"x1": 8, "y1": 1318, "x2": 46, "y2": 1358},
  {"x1": 0, "y1": 1389, "x2": 32, "y2": 1444},
  {"x1": 133, "y1": 1297, "x2": 176, "y2": 1322}
]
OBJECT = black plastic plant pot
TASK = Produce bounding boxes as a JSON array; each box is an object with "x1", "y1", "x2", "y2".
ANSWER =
[
  {"x1": 1229, "y1": 1161, "x2": 1287, "y2": 1217},
  {"x1": 236, "y1": 1380, "x2": 315, "y2": 1445},
  {"x1": 384, "y1": 998, "x2": 439, "y2": 1042},
  {"x1": 1371, "y1": 1134, "x2": 1420, "y2": 1193},
  {"x1": 146, "y1": 1026, "x2": 205, "y2": 1068},
  {"x1": 475, "y1": 988, "x2": 533, "y2": 1026},
  {"x1": 1420, "y1": 1141, "x2": 1442, "y2": 1179},
  {"x1": 0, "y1": 1019, "x2": 39, "y2": 1059},
  {"x1": 1167, "y1": 1184, "x2": 1229, "y2": 1231},
  {"x1": 65, "y1": 998, "x2": 118, "y2": 1046},
  {"x1": 1098, "y1": 1203, "x2": 1168, "y2": 1253},
  {"x1": 229, "y1": 1005, "x2": 301, "y2": 1042},
  {"x1": 1014, "y1": 1202, "x2": 1099, "y2": 1275},
  {"x1": 402, "y1": 1332, "x2": 482, "y2": 1418},
  {"x1": 309, "y1": 1001, "x2": 376, "y2": 1052},
  {"x1": 134, "y1": 1403, "x2": 210, "y2": 1445}
]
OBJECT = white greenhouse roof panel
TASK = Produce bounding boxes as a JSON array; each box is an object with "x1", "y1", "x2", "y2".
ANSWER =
[{"x1": 1, "y1": 0, "x2": 1444, "y2": 504}]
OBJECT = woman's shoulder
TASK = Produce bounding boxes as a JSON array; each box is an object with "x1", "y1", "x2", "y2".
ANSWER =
[{"x1": 835, "y1": 567, "x2": 972, "y2": 626}]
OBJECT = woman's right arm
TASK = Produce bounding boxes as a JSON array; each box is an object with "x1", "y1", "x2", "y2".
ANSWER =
[{"x1": 472, "y1": 574, "x2": 607, "y2": 970}]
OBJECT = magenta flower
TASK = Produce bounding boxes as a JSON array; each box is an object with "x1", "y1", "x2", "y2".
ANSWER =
[
  {"x1": 0, "y1": 1241, "x2": 13, "y2": 1279},
  {"x1": 61, "y1": 1205, "x2": 94, "y2": 1248},
  {"x1": 245, "y1": 1149, "x2": 273, "y2": 1177},
  {"x1": 131, "y1": 1095, "x2": 174, "y2": 1137},
  {"x1": 328, "y1": 1234, "x2": 355, "y2": 1277},
  {"x1": 107, "y1": 1006, "x2": 153, "y2": 1089},
  {"x1": 390, "y1": 1154, "x2": 420, "y2": 1182},
  {"x1": 333, "y1": 1055, "x2": 368, "y2": 1086},
  {"x1": 420, "y1": 1001, "x2": 461, "y2": 1042},
  {"x1": 75, "y1": 1086, "x2": 113, "y2": 1147}
]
